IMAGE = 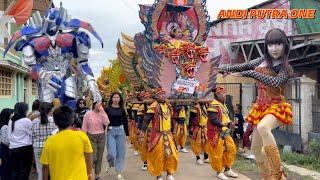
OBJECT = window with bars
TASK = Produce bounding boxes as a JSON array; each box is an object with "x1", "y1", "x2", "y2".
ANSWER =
[
  {"x1": 32, "y1": 80, "x2": 37, "y2": 95},
  {"x1": 0, "y1": 69, "x2": 12, "y2": 96}
]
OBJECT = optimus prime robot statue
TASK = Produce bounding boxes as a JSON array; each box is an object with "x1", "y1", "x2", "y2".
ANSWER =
[{"x1": 4, "y1": 4, "x2": 103, "y2": 108}]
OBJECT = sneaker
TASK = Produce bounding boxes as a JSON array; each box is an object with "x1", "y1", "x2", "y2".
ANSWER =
[
  {"x1": 166, "y1": 175, "x2": 175, "y2": 180},
  {"x1": 217, "y1": 173, "x2": 229, "y2": 180},
  {"x1": 134, "y1": 150, "x2": 139, "y2": 156},
  {"x1": 156, "y1": 176, "x2": 163, "y2": 180},
  {"x1": 245, "y1": 154, "x2": 255, "y2": 159},
  {"x1": 224, "y1": 169, "x2": 238, "y2": 178},
  {"x1": 180, "y1": 148, "x2": 189, "y2": 153},
  {"x1": 203, "y1": 158, "x2": 210, "y2": 163},
  {"x1": 116, "y1": 174, "x2": 124, "y2": 180},
  {"x1": 141, "y1": 164, "x2": 148, "y2": 171},
  {"x1": 196, "y1": 159, "x2": 204, "y2": 165}
]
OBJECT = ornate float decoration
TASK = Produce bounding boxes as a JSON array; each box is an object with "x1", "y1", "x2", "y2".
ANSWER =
[
  {"x1": 108, "y1": 0, "x2": 220, "y2": 99},
  {"x1": 97, "y1": 58, "x2": 132, "y2": 99}
]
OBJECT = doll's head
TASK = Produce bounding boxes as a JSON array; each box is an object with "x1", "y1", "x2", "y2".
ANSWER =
[{"x1": 264, "y1": 28, "x2": 293, "y2": 76}]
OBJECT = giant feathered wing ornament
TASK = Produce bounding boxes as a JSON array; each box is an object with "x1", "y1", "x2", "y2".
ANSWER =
[{"x1": 117, "y1": 38, "x2": 142, "y2": 90}]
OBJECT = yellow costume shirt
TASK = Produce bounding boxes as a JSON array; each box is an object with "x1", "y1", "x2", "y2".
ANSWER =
[
  {"x1": 208, "y1": 100, "x2": 231, "y2": 131},
  {"x1": 147, "y1": 102, "x2": 171, "y2": 132},
  {"x1": 178, "y1": 107, "x2": 186, "y2": 119}
]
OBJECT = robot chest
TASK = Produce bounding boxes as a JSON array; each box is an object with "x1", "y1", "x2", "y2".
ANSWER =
[{"x1": 30, "y1": 34, "x2": 75, "y2": 55}]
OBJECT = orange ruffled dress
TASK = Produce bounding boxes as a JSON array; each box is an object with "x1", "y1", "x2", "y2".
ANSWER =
[{"x1": 246, "y1": 67, "x2": 293, "y2": 125}]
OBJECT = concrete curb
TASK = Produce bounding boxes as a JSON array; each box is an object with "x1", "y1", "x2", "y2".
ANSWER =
[{"x1": 283, "y1": 163, "x2": 320, "y2": 180}]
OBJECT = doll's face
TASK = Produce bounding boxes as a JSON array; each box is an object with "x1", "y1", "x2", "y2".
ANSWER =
[{"x1": 267, "y1": 43, "x2": 284, "y2": 60}]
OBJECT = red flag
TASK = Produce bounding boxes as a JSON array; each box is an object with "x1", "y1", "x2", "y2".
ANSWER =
[{"x1": 5, "y1": 0, "x2": 33, "y2": 25}]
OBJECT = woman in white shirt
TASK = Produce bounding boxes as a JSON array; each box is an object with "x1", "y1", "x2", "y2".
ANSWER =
[
  {"x1": 32, "y1": 102, "x2": 57, "y2": 180},
  {"x1": 7, "y1": 102, "x2": 33, "y2": 180}
]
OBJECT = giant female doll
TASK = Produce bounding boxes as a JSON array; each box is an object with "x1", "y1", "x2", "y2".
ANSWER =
[{"x1": 219, "y1": 28, "x2": 293, "y2": 180}]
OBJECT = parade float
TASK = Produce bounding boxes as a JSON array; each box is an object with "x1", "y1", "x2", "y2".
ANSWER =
[{"x1": 99, "y1": 0, "x2": 220, "y2": 100}]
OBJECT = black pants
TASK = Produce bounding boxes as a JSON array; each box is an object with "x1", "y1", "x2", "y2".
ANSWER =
[
  {"x1": 0, "y1": 143, "x2": 10, "y2": 180},
  {"x1": 9, "y1": 145, "x2": 33, "y2": 180}
]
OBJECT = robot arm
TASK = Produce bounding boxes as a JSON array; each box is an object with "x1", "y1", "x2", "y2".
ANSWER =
[
  {"x1": 22, "y1": 45, "x2": 61, "y2": 92},
  {"x1": 77, "y1": 42, "x2": 102, "y2": 103}
]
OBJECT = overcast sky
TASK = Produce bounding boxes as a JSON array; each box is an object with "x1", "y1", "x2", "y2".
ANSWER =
[{"x1": 53, "y1": 0, "x2": 266, "y2": 77}]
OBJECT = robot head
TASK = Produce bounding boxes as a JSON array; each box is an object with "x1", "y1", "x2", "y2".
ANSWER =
[{"x1": 43, "y1": 7, "x2": 64, "y2": 35}]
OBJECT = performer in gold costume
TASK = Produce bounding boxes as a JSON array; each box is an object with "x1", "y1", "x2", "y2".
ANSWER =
[
  {"x1": 206, "y1": 87, "x2": 238, "y2": 180},
  {"x1": 136, "y1": 90, "x2": 153, "y2": 171},
  {"x1": 130, "y1": 92, "x2": 143, "y2": 156},
  {"x1": 189, "y1": 102, "x2": 209, "y2": 165},
  {"x1": 142, "y1": 87, "x2": 178, "y2": 180},
  {"x1": 173, "y1": 106, "x2": 188, "y2": 153}
]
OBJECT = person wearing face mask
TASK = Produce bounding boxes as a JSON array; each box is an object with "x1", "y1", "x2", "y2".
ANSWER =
[
  {"x1": 217, "y1": 28, "x2": 294, "y2": 180},
  {"x1": 141, "y1": 87, "x2": 178, "y2": 180},
  {"x1": 206, "y1": 87, "x2": 238, "y2": 180},
  {"x1": 82, "y1": 100, "x2": 110, "y2": 180},
  {"x1": 31, "y1": 102, "x2": 57, "y2": 180},
  {"x1": 75, "y1": 98, "x2": 90, "y2": 128}
]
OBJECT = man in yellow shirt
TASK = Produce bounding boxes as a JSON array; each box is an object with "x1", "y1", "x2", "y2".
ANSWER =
[
  {"x1": 40, "y1": 106, "x2": 93, "y2": 180},
  {"x1": 142, "y1": 87, "x2": 178, "y2": 180}
]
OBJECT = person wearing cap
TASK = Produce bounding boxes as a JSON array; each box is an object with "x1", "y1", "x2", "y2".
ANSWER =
[
  {"x1": 206, "y1": 87, "x2": 238, "y2": 180},
  {"x1": 136, "y1": 90, "x2": 153, "y2": 171},
  {"x1": 82, "y1": 100, "x2": 110, "y2": 179},
  {"x1": 189, "y1": 102, "x2": 209, "y2": 165},
  {"x1": 173, "y1": 105, "x2": 188, "y2": 153},
  {"x1": 142, "y1": 87, "x2": 178, "y2": 180}
]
